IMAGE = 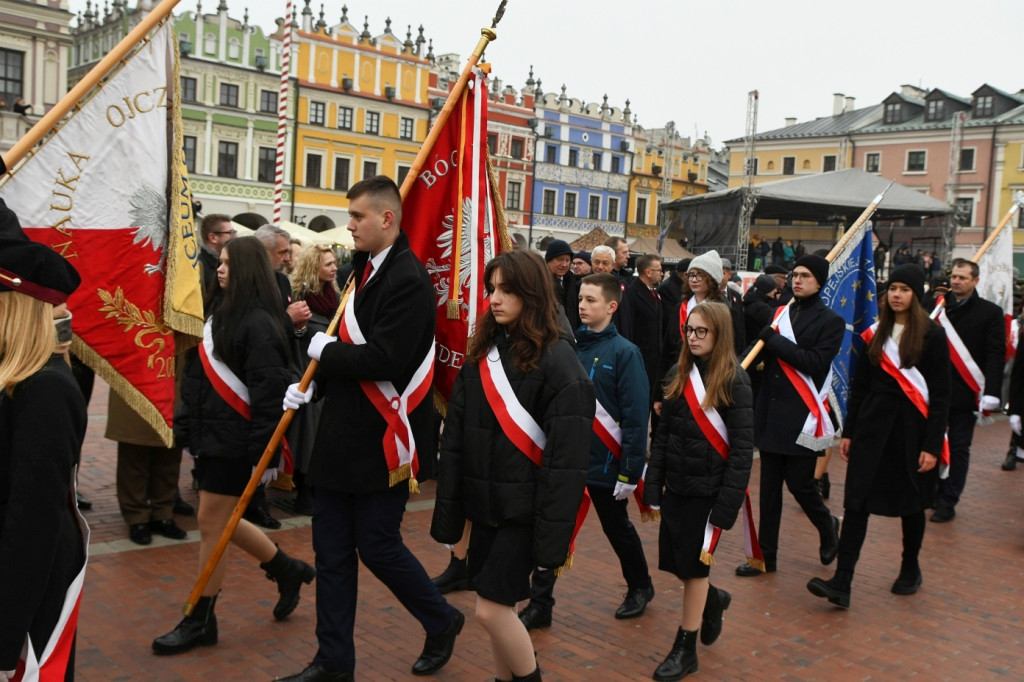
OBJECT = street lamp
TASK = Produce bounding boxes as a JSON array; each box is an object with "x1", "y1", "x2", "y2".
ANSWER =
[{"x1": 527, "y1": 117, "x2": 539, "y2": 251}]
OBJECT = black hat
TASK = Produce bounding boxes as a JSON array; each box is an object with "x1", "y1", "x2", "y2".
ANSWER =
[
  {"x1": 574, "y1": 250, "x2": 591, "y2": 265},
  {"x1": 675, "y1": 257, "x2": 692, "y2": 273},
  {"x1": 764, "y1": 264, "x2": 787, "y2": 275},
  {"x1": 794, "y1": 254, "x2": 829, "y2": 287},
  {"x1": 544, "y1": 239, "x2": 573, "y2": 262},
  {"x1": 888, "y1": 264, "x2": 926, "y2": 302},
  {"x1": 930, "y1": 274, "x2": 950, "y2": 291},
  {"x1": 0, "y1": 238, "x2": 81, "y2": 304},
  {"x1": 752, "y1": 274, "x2": 778, "y2": 296}
]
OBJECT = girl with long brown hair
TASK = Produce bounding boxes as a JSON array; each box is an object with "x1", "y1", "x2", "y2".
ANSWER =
[{"x1": 644, "y1": 301, "x2": 753, "y2": 681}]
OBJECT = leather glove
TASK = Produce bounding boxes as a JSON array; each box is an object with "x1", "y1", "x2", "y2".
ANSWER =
[
  {"x1": 980, "y1": 395, "x2": 1001, "y2": 412},
  {"x1": 307, "y1": 332, "x2": 336, "y2": 361},
  {"x1": 283, "y1": 381, "x2": 316, "y2": 410},
  {"x1": 613, "y1": 480, "x2": 637, "y2": 501},
  {"x1": 758, "y1": 325, "x2": 776, "y2": 342},
  {"x1": 1011, "y1": 414, "x2": 1022, "y2": 436},
  {"x1": 253, "y1": 465, "x2": 279, "y2": 486}
]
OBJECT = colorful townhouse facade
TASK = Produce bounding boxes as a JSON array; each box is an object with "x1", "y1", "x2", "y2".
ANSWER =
[{"x1": 630, "y1": 123, "x2": 712, "y2": 239}]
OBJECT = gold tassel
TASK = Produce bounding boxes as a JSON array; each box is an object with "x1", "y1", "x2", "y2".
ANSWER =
[
  {"x1": 446, "y1": 298, "x2": 460, "y2": 319},
  {"x1": 699, "y1": 550, "x2": 716, "y2": 567},
  {"x1": 409, "y1": 477, "x2": 420, "y2": 495},
  {"x1": 388, "y1": 463, "x2": 412, "y2": 487},
  {"x1": 553, "y1": 552, "x2": 574, "y2": 577},
  {"x1": 747, "y1": 557, "x2": 766, "y2": 573},
  {"x1": 640, "y1": 509, "x2": 661, "y2": 523},
  {"x1": 269, "y1": 472, "x2": 295, "y2": 491}
]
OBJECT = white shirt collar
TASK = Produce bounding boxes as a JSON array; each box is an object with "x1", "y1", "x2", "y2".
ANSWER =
[{"x1": 364, "y1": 245, "x2": 392, "y2": 284}]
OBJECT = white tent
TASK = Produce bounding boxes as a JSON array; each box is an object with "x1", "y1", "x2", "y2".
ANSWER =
[{"x1": 316, "y1": 226, "x2": 355, "y2": 248}]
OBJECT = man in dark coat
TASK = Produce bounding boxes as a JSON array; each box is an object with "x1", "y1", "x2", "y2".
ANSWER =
[
  {"x1": 278, "y1": 176, "x2": 463, "y2": 681},
  {"x1": 619, "y1": 254, "x2": 665, "y2": 432},
  {"x1": 605, "y1": 236, "x2": 632, "y2": 287},
  {"x1": 931, "y1": 258, "x2": 1005, "y2": 523},
  {"x1": 658, "y1": 257, "x2": 690, "y2": 318},
  {"x1": 736, "y1": 255, "x2": 842, "y2": 577},
  {"x1": 544, "y1": 238, "x2": 581, "y2": 330}
]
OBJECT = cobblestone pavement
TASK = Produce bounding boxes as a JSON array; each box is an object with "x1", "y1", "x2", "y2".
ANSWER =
[{"x1": 72, "y1": 380, "x2": 1024, "y2": 680}]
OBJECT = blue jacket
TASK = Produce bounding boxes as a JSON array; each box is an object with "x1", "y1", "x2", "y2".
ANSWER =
[{"x1": 576, "y1": 323, "x2": 650, "y2": 487}]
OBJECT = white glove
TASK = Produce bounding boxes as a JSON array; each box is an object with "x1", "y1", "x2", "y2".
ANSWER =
[
  {"x1": 1011, "y1": 414, "x2": 1022, "y2": 436},
  {"x1": 980, "y1": 395, "x2": 1002, "y2": 411},
  {"x1": 181, "y1": 446, "x2": 194, "y2": 460},
  {"x1": 613, "y1": 480, "x2": 637, "y2": 501},
  {"x1": 283, "y1": 381, "x2": 316, "y2": 410},
  {"x1": 253, "y1": 465, "x2": 279, "y2": 486},
  {"x1": 649, "y1": 505, "x2": 661, "y2": 511},
  {"x1": 307, "y1": 332, "x2": 336, "y2": 361}
]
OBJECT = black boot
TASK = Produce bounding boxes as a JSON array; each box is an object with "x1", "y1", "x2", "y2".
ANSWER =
[
  {"x1": 806, "y1": 569, "x2": 852, "y2": 609},
  {"x1": 819, "y1": 515, "x2": 840, "y2": 565},
  {"x1": 699, "y1": 585, "x2": 731, "y2": 646},
  {"x1": 512, "y1": 667, "x2": 542, "y2": 681},
  {"x1": 891, "y1": 561, "x2": 923, "y2": 595},
  {"x1": 152, "y1": 595, "x2": 218, "y2": 655},
  {"x1": 260, "y1": 548, "x2": 316, "y2": 620},
  {"x1": 653, "y1": 627, "x2": 698, "y2": 681},
  {"x1": 431, "y1": 552, "x2": 469, "y2": 595},
  {"x1": 1002, "y1": 446, "x2": 1019, "y2": 471}
]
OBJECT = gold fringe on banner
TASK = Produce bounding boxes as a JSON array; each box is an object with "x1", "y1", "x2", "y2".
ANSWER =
[
  {"x1": 485, "y1": 150, "x2": 513, "y2": 253},
  {"x1": 553, "y1": 552, "x2": 574, "y2": 578},
  {"x1": 746, "y1": 557, "x2": 766, "y2": 573},
  {"x1": 389, "y1": 462, "x2": 412, "y2": 488}
]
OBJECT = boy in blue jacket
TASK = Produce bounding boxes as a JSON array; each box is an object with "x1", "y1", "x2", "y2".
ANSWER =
[{"x1": 518, "y1": 273, "x2": 656, "y2": 630}]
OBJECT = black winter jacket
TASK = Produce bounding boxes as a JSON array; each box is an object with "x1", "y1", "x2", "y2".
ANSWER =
[
  {"x1": 644, "y1": 360, "x2": 753, "y2": 530},
  {"x1": 431, "y1": 330, "x2": 595, "y2": 569},
  {"x1": 943, "y1": 290, "x2": 1005, "y2": 410}
]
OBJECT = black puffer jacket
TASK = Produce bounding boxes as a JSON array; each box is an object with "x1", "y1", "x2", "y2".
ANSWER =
[
  {"x1": 644, "y1": 360, "x2": 753, "y2": 530},
  {"x1": 176, "y1": 307, "x2": 290, "y2": 467},
  {"x1": 431, "y1": 330, "x2": 595, "y2": 569}
]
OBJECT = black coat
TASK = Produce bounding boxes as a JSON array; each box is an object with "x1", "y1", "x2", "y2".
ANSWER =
[
  {"x1": 431, "y1": 331, "x2": 595, "y2": 569},
  {"x1": 658, "y1": 272, "x2": 685, "y2": 317},
  {"x1": 176, "y1": 306, "x2": 291, "y2": 467},
  {"x1": 554, "y1": 271, "x2": 582, "y2": 331},
  {"x1": 310, "y1": 232, "x2": 437, "y2": 493},
  {"x1": 0, "y1": 356, "x2": 87, "y2": 671},
  {"x1": 742, "y1": 291, "x2": 775, "y2": 348},
  {"x1": 943, "y1": 290, "x2": 1006, "y2": 410},
  {"x1": 750, "y1": 293, "x2": 844, "y2": 456},
  {"x1": 644, "y1": 361, "x2": 753, "y2": 530},
  {"x1": 844, "y1": 324, "x2": 950, "y2": 516},
  {"x1": 619, "y1": 278, "x2": 665, "y2": 402}
]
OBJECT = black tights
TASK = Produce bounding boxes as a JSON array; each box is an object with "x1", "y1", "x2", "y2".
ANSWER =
[{"x1": 837, "y1": 510, "x2": 926, "y2": 575}]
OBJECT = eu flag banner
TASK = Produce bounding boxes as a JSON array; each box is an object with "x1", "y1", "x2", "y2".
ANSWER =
[{"x1": 820, "y1": 225, "x2": 879, "y2": 429}]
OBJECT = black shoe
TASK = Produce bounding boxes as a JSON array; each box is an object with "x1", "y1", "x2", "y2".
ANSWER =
[
  {"x1": 820, "y1": 516, "x2": 840, "y2": 565},
  {"x1": 411, "y1": 609, "x2": 464, "y2": 676},
  {"x1": 930, "y1": 505, "x2": 956, "y2": 523},
  {"x1": 815, "y1": 473, "x2": 831, "y2": 500},
  {"x1": 736, "y1": 560, "x2": 775, "y2": 577},
  {"x1": 699, "y1": 586, "x2": 731, "y2": 646},
  {"x1": 274, "y1": 662, "x2": 353, "y2": 681},
  {"x1": 512, "y1": 667, "x2": 542, "y2": 682},
  {"x1": 244, "y1": 504, "x2": 281, "y2": 530},
  {"x1": 149, "y1": 518, "x2": 188, "y2": 540},
  {"x1": 806, "y1": 572, "x2": 851, "y2": 609},
  {"x1": 614, "y1": 583, "x2": 655, "y2": 619},
  {"x1": 653, "y1": 627, "x2": 698, "y2": 681},
  {"x1": 1002, "y1": 448, "x2": 1019, "y2": 471},
  {"x1": 294, "y1": 484, "x2": 314, "y2": 516},
  {"x1": 152, "y1": 595, "x2": 218, "y2": 655},
  {"x1": 76, "y1": 492, "x2": 92, "y2": 511},
  {"x1": 517, "y1": 604, "x2": 552, "y2": 631},
  {"x1": 891, "y1": 568, "x2": 923, "y2": 595},
  {"x1": 431, "y1": 552, "x2": 469, "y2": 595},
  {"x1": 129, "y1": 522, "x2": 152, "y2": 545},
  {"x1": 173, "y1": 490, "x2": 195, "y2": 516},
  {"x1": 260, "y1": 548, "x2": 317, "y2": 621}
]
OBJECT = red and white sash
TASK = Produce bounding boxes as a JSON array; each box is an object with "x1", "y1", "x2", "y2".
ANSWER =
[
  {"x1": 772, "y1": 305, "x2": 834, "y2": 451},
  {"x1": 861, "y1": 324, "x2": 951, "y2": 478},
  {"x1": 677, "y1": 295, "x2": 698, "y2": 332},
  {"x1": 930, "y1": 295, "x2": 984, "y2": 407},
  {"x1": 339, "y1": 294, "x2": 435, "y2": 486},
  {"x1": 478, "y1": 344, "x2": 545, "y2": 465},
  {"x1": 594, "y1": 400, "x2": 656, "y2": 520},
  {"x1": 13, "y1": 469, "x2": 90, "y2": 682},
  {"x1": 682, "y1": 364, "x2": 765, "y2": 571}
]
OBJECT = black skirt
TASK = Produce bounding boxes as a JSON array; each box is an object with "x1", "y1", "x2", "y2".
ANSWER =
[
  {"x1": 467, "y1": 523, "x2": 535, "y2": 606},
  {"x1": 658, "y1": 491, "x2": 713, "y2": 580},
  {"x1": 194, "y1": 456, "x2": 251, "y2": 497}
]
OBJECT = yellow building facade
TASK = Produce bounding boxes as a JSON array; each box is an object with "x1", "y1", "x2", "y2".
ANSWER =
[
  {"x1": 727, "y1": 138, "x2": 855, "y2": 187},
  {"x1": 628, "y1": 129, "x2": 711, "y2": 238}
]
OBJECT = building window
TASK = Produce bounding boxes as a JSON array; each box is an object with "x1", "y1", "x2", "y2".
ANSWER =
[
  {"x1": 217, "y1": 141, "x2": 238, "y2": 177},
  {"x1": 334, "y1": 158, "x2": 350, "y2": 191},
  {"x1": 545, "y1": 145, "x2": 557, "y2": 163},
  {"x1": 227, "y1": 38, "x2": 240, "y2": 60},
  {"x1": 592, "y1": 151, "x2": 602, "y2": 170},
  {"x1": 305, "y1": 154, "x2": 322, "y2": 188},
  {"x1": 749, "y1": 157, "x2": 759, "y2": 175},
  {"x1": 611, "y1": 156, "x2": 621, "y2": 174},
  {"x1": 259, "y1": 89, "x2": 277, "y2": 113},
  {"x1": 510, "y1": 138, "x2": 524, "y2": 159},
  {"x1": 0, "y1": 48, "x2": 24, "y2": 103},
  {"x1": 568, "y1": 148, "x2": 579, "y2": 167},
  {"x1": 564, "y1": 192, "x2": 577, "y2": 217},
  {"x1": 906, "y1": 150, "x2": 926, "y2": 172},
  {"x1": 542, "y1": 189, "x2": 556, "y2": 215},
  {"x1": 782, "y1": 156, "x2": 795, "y2": 175},
  {"x1": 926, "y1": 100, "x2": 945, "y2": 121},
  {"x1": 487, "y1": 134, "x2": 497, "y2": 155},
  {"x1": 397, "y1": 165, "x2": 411, "y2": 187},
  {"x1": 955, "y1": 197, "x2": 974, "y2": 225},
  {"x1": 180, "y1": 76, "x2": 197, "y2": 102},
  {"x1": 257, "y1": 147, "x2": 276, "y2": 182},
  {"x1": 608, "y1": 197, "x2": 619, "y2": 222},
  {"x1": 363, "y1": 160, "x2": 378, "y2": 179},
  {"x1": 219, "y1": 83, "x2": 239, "y2": 107},
  {"x1": 365, "y1": 111, "x2": 380, "y2": 135},
  {"x1": 338, "y1": 106, "x2": 353, "y2": 130},
  {"x1": 506, "y1": 181, "x2": 521, "y2": 210},
  {"x1": 974, "y1": 95, "x2": 993, "y2": 117},
  {"x1": 309, "y1": 101, "x2": 325, "y2": 126},
  {"x1": 588, "y1": 195, "x2": 600, "y2": 220},
  {"x1": 823, "y1": 155, "x2": 836, "y2": 172},
  {"x1": 865, "y1": 152, "x2": 880, "y2": 173},
  {"x1": 399, "y1": 117, "x2": 414, "y2": 140},
  {"x1": 959, "y1": 148, "x2": 976, "y2": 172},
  {"x1": 884, "y1": 102, "x2": 901, "y2": 124},
  {"x1": 203, "y1": 32, "x2": 216, "y2": 55},
  {"x1": 636, "y1": 197, "x2": 647, "y2": 224},
  {"x1": 183, "y1": 135, "x2": 197, "y2": 173}
]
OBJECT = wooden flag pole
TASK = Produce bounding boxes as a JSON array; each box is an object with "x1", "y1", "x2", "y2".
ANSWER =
[
  {"x1": 971, "y1": 191, "x2": 1024, "y2": 262},
  {"x1": 740, "y1": 182, "x2": 894, "y2": 370},
  {"x1": 2, "y1": 0, "x2": 182, "y2": 171}
]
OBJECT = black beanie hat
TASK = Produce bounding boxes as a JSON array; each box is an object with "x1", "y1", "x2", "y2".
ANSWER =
[
  {"x1": 544, "y1": 239, "x2": 573, "y2": 262},
  {"x1": 752, "y1": 274, "x2": 777, "y2": 296},
  {"x1": 888, "y1": 264, "x2": 926, "y2": 302},
  {"x1": 675, "y1": 257, "x2": 692, "y2": 274},
  {"x1": 794, "y1": 254, "x2": 829, "y2": 287}
]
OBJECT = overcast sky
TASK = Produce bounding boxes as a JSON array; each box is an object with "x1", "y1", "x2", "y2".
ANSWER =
[{"x1": 69, "y1": 0, "x2": 1022, "y2": 148}]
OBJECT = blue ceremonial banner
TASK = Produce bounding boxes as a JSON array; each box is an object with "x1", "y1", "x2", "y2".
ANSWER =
[{"x1": 820, "y1": 225, "x2": 879, "y2": 429}]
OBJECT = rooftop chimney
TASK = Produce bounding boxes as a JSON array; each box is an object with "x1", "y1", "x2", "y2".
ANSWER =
[
  {"x1": 785, "y1": 117, "x2": 797, "y2": 127},
  {"x1": 844, "y1": 96, "x2": 855, "y2": 113},
  {"x1": 833, "y1": 93, "x2": 845, "y2": 116}
]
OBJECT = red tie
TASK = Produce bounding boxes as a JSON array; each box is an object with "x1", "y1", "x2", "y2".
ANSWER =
[{"x1": 358, "y1": 262, "x2": 373, "y2": 291}]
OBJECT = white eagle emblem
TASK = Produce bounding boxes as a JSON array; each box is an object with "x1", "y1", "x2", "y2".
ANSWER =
[
  {"x1": 128, "y1": 184, "x2": 169, "y2": 275},
  {"x1": 425, "y1": 197, "x2": 493, "y2": 313}
]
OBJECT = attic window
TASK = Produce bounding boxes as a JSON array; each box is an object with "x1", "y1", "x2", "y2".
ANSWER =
[
  {"x1": 974, "y1": 95, "x2": 993, "y2": 117},
  {"x1": 926, "y1": 100, "x2": 944, "y2": 121},
  {"x1": 884, "y1": 102, "x2": 902, "y2": 124}
]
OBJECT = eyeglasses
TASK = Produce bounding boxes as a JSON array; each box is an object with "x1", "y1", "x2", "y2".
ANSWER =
[
  {"x1": 686, "y1": 272, "x2": 706, "y2": 281},
  {"x1": 682, "y1": 325, "x2": 710, "y2": 339},
  {"x1": 213, "y1": 230, "x2": 237, "y2": 236}
]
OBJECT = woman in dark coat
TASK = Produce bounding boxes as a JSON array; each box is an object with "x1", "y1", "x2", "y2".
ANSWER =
[
  {"x1": 152, "y1": 237, "x2": 315, "y2": 655},
  {"x1": 431, "y1": 250, "x2": 594, "y2": 682},
  {"x1": 645, "y1": 301, "x2": 753, "y2": 681},
  {"x1": 808, "y1": 264, "x2": 950, "y2": 609}
]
